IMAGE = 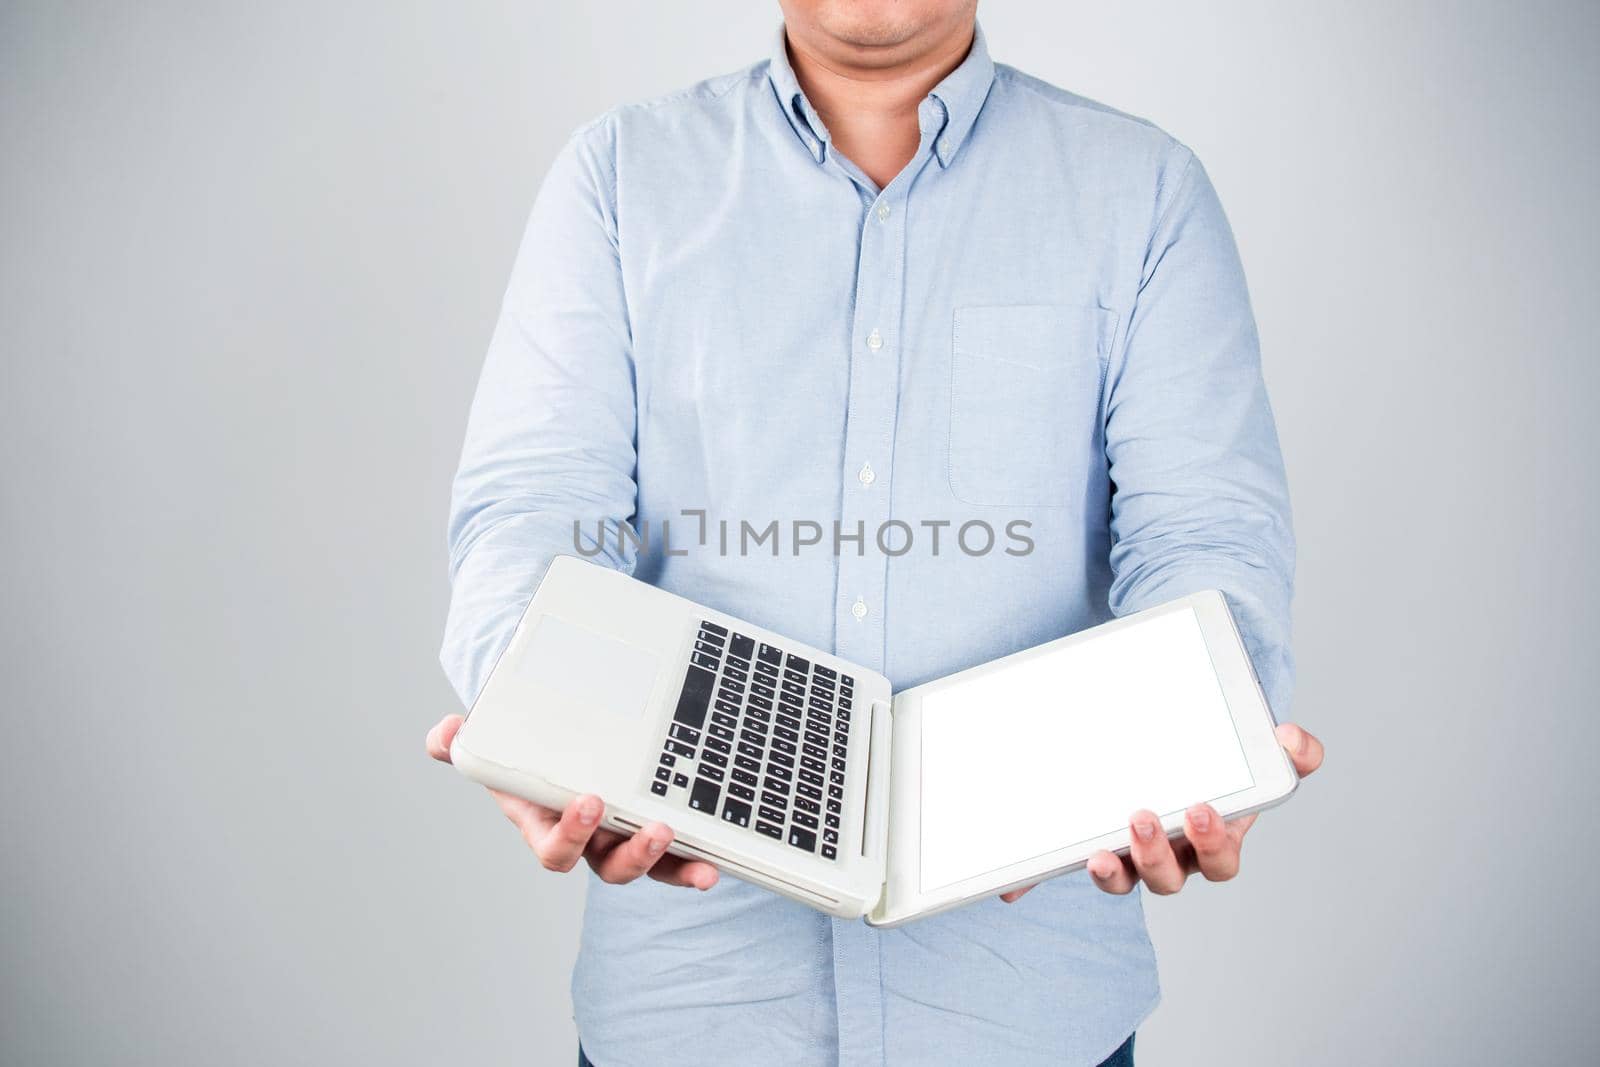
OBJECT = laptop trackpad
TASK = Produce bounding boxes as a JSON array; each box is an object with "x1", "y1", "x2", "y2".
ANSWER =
[{"x1": 517, "y1": 614, "x2": 660, "y2": 720}]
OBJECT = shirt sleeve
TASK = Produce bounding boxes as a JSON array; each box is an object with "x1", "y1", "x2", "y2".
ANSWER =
[
  {"x1": 1103, "y1": 148, "x2": 1297, "y2": 715},
  {"x1": 440, "y1": 120, "x2": 640, "y2": 707}
]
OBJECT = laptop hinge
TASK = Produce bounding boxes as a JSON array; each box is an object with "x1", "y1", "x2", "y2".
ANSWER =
[{"x1": 859, "y1": 698, "x2": 892, "y2": 861}]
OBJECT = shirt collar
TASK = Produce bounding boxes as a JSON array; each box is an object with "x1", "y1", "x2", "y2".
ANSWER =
[{"x1": 767, "y1": 22, "x2": 996, "y2": 169}]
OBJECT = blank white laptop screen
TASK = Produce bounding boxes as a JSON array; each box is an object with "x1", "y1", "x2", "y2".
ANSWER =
[{"x1": 918, "y1": 607, "x2": 1254, "y2": 892}]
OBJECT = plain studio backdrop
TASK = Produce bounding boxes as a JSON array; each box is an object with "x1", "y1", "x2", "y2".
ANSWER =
[{"x1": 2, "y1": 2, "x2": 1595, "y2": 1064}]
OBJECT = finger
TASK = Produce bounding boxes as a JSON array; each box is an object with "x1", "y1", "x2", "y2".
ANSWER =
[
  {"x1": 646, "y1": 854, "x2": 721, "y2": 891},
  {"x1": 1087, "y1": 850, "x2": 1137, "y2": 895},
  {"x1": 1276, "y1": 723, "x2": 1324, "y2": 776},
  {"x1": 591, "y1": 822, "x2": 676, "y2": 885},
  {"x1": 532, "y1": 795, "x2": 605, "y2": 873},
  {"x1": 489, "y1": 788, "x2": 561, "y2": 839},
  {"x1": 426, "y1": 715, "x2": 466, "y2": 763},
  {"x1": 1184, "y1": 803, "x2": 1240, "y2": 882},
  {"x1": 999, "y1": 883, "x2": 1037, "y2": 904},
  {"x1": 1128, "y1": 810, "x2": 1187, "y2": 895}
]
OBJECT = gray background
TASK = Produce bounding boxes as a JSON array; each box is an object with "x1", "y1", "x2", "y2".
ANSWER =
[{"x1": 2, "y1": 1, "x2": 1595, "y2": 1063}]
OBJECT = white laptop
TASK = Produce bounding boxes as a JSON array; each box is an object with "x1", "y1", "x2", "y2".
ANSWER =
[{"x1": 450, "y1": 555, "x2": 1298, "y2": 926}]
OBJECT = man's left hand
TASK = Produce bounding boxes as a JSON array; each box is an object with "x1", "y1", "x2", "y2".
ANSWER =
[{"x1": 999, "y1": 722, "x2": 1324, "y2": 903}]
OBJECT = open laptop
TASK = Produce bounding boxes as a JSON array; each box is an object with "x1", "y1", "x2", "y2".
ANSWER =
[{"x1": 450, "y1": 554, "x2": 1298, "y2": 926}]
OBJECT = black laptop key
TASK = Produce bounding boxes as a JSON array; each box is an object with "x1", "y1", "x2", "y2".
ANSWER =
[
  {"x1": 820, "y1": 844, "x2": 837, "y2": 860},
  {"x1": 694, "y1": 639, "x2": 722, "y2": 658},
  {"x1": 659, "y1": 752, "x2": 675, "y2": 767},
  {"x1": 834, "y1": 744, "x2": 848, "y2": 759},
  {"x1": 699, "y1": 763, "x2": 725, "y2": 782},
  {"x1": 767, "y1": 756, "x2": 793, "y2": 775},
  {"x1": 803, "y1": 729, "x2": 826, "y2": 746},
  {"x1": 780, "y1": 691, "x2": 803, "y2": 710},
  {"x1": 802, "y1": 743, "x2": 826, "y2": 761},
  {"x1": 701, "y1": 620, "x2": 729, "y2": 639},
  {"x1": 748, "y1": 693, "x2": 773, "y2": 712},
  {"x1": 792, "y1": 810, "x2": 818, "y2": 829},
  {"x1": 759, "y1": 804, "x2": 786, "y2": 823},
  {"x1": 729, "y1": 633, "x2": 755, "y2": 661},
  {"x1": 689, "y1": 778, "x2": 721, "y2": 812},
  {"x1": 717, "y1": 684, "x2": 743, "y2": 703},
  {"x1": 711, "y1": 712, "x2": 738, "y2": 731},
  {"x1": 828, "y1": 784, "x2": 843, "y2": 799},
  {"x1": 812, "y1": 663, "x2": 836, "y2": 681},
  {"x1": 669, "y1": 723, "x2": 700, "y2": 745},
  {"x1": 830, "y1": 770, "x2": 845, "y2": 786},
  {"x1": 784, "y1": 668, "x2": 808, "y2": 686},
  {"x1": 720, "y1": 797, "x2": 751, "y2": 827},
  {"x1": 702, "y1": 749, "x2": 728, "y2": 768},
  {"x1": 781, "y1": 680, "x2": 806, "y2": 698},
  {"x1": 788, "y1": 827, "x2": 817, "y2": 852},
  {"x1": 823, "y1": 828, "x2": 838, "y2": 845},
  {"x1": 787, "y1": 655, "x2": 810, "y2": 673},
  {"x1": 737, "y1": 741, "x2": 763, "y2": 760},
  {"x1": 756, "y1": 820, "x2": 784, "y2": 840},
  {"x1": 673, "y1": 665, "x2": 716, "y2": 729},
  {"x1": 651, "y1": 781, "x2": 668, "y2": 795},
  {"x1": 825, "y1": 813, "x2": 840, "y2": 829},
  {"x1": 724, "y1": 666, "x2": 748, "y2": 685},
  {"x1": 728, "y1": 783, "x2": 756, "y2": 803},
  {"x1": 838, "y1": 708, "x2": 851, "y2": 723},
  {"x1": 758, "y1": 643, "x2": 783, "y2": 666},
  {"x1": 776, "y1": 713, "x2": 801, "y2": 731},
  {"x1": 839, "y1": 673, "x2": 853, "y2": 688},
  {"x1": 713, "y1": 699, "x2": 740, "y2": 717},
  {"x1": 691, "y1": 651, "x2": 719, "y2": 671},
  {"x1": 798, "y1": 769, "x2": 823, "y2": 787},
  {"x1": 838, "y1": 696, "x2": 852, "y2": 711},
  {"x1": 731, "y1": 768, "x2": 758, "y2": 788},
  {"x1": 831, "y1": 757, "x2": 847, "y2": 772},
  {"x1": 826, "y1": 798, "x2": 841, "y2": 815},
  {"x1": 735, "y1": 755, "x2": 761, "y2": 774},
  {"x1": 664, "y1": 740, "x2": 696, "y2": 759},
  {"x1": 655, "y1": 766, "x2": 671, "y2": 783},
  {"x1": 796, "y1": 783, "x2": 821, "y2": 803},
  {"x1": 774, "y1": 725, "x2": 799, "y2": 744},
  {"x1": 800, "y1": 755, "x2": 825, "y2": 774},
  {"x1": 761, "y1": 789, "x2": 788, "y2": 809},
  {"x1": 772, "y1": 738, "x2": 796, "y2": 756},
  {"x1": 795, "y1": 795, "x2": 820, "y2": 814},
  {"x1": 726, "y1": 654, "x2": 750, "y2": 674},
  {"x1": 674, "y1": 773, "x2": 689, "y2": 788}
]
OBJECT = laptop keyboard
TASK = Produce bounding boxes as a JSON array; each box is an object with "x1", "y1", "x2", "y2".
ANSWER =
[{"x1": 649, "y1": 620, "x2": 854, "y2": 861}]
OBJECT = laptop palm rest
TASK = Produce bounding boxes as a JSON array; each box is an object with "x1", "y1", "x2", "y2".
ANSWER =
[{"x1": 517, "y1": 614, "x2": 659, "y2": 721}]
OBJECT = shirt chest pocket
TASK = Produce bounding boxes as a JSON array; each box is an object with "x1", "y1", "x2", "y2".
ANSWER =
[{"x1": 947, "y1": 303, "x2": 1118, "y2": 508}]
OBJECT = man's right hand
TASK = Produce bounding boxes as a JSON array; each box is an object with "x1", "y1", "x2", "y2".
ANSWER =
[{"x1": 426, "y1": 715, "x2": 719, "y2": 891}]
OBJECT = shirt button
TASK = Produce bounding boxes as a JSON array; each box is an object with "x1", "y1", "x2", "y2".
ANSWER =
[
  {"x1": 858, "y1": 462, "x2": 875, "y2": 487},
  {"x1": 866, "y1": 328, "x2": 883, "y2": 352},
  {"x1": 851, "y1": 596, "x2": 868, "y2": 620},
  {"x1": 875, "y1": 202, "x2": 890, "y2": 222}
]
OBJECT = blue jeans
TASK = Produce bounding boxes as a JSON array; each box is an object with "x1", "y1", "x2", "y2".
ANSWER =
[{"x1": 579, "y1": 1033, "x2": 1135, "y2": 1066}]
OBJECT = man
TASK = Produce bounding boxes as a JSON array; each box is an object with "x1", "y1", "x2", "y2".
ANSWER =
[{"x1": 427, "y1": 3, "x2": 1324, "y2": 1064}]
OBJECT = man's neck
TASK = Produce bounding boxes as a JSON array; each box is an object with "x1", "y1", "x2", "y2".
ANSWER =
[{"x1": 784, "y1": 24, "x2": 974, "y2": 190}]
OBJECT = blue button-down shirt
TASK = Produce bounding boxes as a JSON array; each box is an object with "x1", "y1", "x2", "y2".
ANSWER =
[{"x1": 442, "y1": 23, "x2": 1294, "y2": 1067}]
